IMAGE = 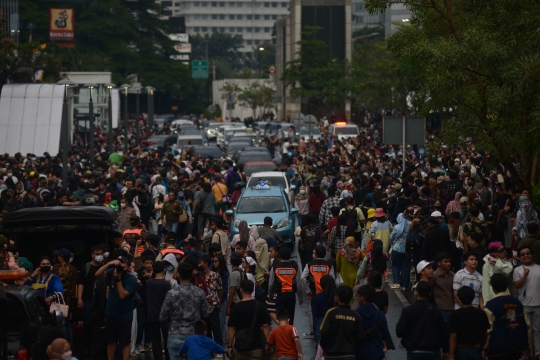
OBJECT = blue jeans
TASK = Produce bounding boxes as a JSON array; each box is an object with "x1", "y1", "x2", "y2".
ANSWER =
[
  {"x1": 220, "y1": 300, "x2": 228, "y2": 344},
  {"x1": 407, "y1": 351, "x2": 441, "y2": 360},
  {"x1": 454, "y1": 346, "x2": 482, "y2": 360},
  {"x1": 441, "y1": 310, "x2": 453, "y2": 328},
  {"x1": 167, "y1": 222, "x2": 178, "y2": 235},
  {"x1": 391, "y1": 251, "x2": 411, "y2": 288},
  {"x1": 314, "y1": 317, "x2": 323, "y2": 347},
  {"x1": 82, "y1": 300, "x2": 93, "y2": 352},
  {"x1": 525, "y1": 306, "x2": 540, "y2": 357},
  {"x1": 167, "y1": 333, "x2": 189, "y2": 360}
]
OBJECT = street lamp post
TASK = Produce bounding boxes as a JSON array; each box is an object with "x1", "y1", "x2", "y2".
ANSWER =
[
  {"x1": 57, "y1": 79, "x2": 75, "y2": 190},
  {"x1": 105, "y1": 83, "x2": 116, "y2": 154},
  {"x1": 145, "y1": 86, "x2": 156, "y2": 136},
  {"x1": 84, "y1": 83, "x2": 97, "y2": 169},
  {"x1": 119, "y1": 84, "x2": 131, "y2": 152},
  {"x1": 133, "y1": 85, "x2": 142, "y2": 144}
]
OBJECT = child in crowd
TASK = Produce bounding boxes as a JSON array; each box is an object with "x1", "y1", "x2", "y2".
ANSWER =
[
  {"x1": 178, "y1": 320, "x2": 225, "y2": 360},
  {"x1": 266, "y1": 310, "x2": 303, "y2": 360}
]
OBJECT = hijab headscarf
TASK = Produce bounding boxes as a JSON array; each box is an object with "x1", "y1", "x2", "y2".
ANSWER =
[
  {"x1": 239, "y1": 221, "x2": 249, "y2": 243},
  {"x1": 249, "y1": 224, "x2": 260, "y2": 240},
  {"x1": 340, "y1": 236, "x2": 362, "y2": 265},
  {"x1": 446, "y1": 191, "x2": 462, "y2": 215},
  {"x1": 255, "y1": 238, "x2": 270, "y2": 270},
  {"x1": 295, "y1": 186, "x2": 308, "y2": 200},
  {"x1": 177, "y1": 191, "x2": 187, "y2": 208},
  {"x1": 320, "y1": 274, "x2": 336, "y2": 307},
  {"x1": 519, "y1": 196, "x2": 537, "y2": 223},
  {"x1": 46, "y1": 338, "x2": 69, "y2": 360}
]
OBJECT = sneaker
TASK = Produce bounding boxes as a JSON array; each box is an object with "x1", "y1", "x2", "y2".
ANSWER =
[
  {"x1": 130, "y1": 350, "x2": 139, "y2": 357},
  {"x1": 402, "y1": 287, "x2": 407, "y2": 291},
  {"x1": 144, "y1": 345, "x2": 152, "y2": 352},
  {"x1": 214, "y1": 354, "x2": 224, "y2": 360},
  {"x1": 303, "y1": 332, "x2": 314, "y2": 338},
  {"x1": 136, "y1": 345, "x2": 145, "y2": 353},
  {"x1": 390, "y1": 283, "x2": 401, "y2": 290}
]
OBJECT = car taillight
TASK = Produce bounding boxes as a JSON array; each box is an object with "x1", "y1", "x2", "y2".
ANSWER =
[
  {"x1": 16, "y1": 349, "x2": 29, "y2": 360},
  {"x1": 147, "y1": 142, "x2": 156, "y2": 146}
]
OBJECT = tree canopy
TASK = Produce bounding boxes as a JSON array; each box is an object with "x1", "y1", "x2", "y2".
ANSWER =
[{"x1": 365, "y1": 0, "x2": 540, "y2": 189}]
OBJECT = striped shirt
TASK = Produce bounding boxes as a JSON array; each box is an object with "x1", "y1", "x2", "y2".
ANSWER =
[
  {"x1": 319, "y1": 197, "x2": 341, "y2": 226},
  {"x1": 453, "y1": 268, "x2": 483, "y2": 309}
]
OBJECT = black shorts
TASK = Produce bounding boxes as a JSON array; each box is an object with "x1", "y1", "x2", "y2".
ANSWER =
[{"x1": 105, "y1": 317, "x2": 132, "y2": 346}]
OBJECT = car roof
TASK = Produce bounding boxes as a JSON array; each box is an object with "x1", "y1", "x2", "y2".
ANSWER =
[
  {"x1": 249, "y1": 171, "x2": 285, "y2": 178},
  {"x1": 244, "y1": 161, "x2": 276, "y2": 166},
  {"x1": 242, "y1": 185, "x2": 285, "y2": 197},
  {"x1": 177, "y1": 134, "x2": 203, "y2": 138}
]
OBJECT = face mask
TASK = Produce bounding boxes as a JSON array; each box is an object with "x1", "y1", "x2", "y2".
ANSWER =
[
  {"x1": 69, "y1": 258, "x2": 73, "y2": 263},
  {"x1": 94, "y1": 255, "x2": 104, "y2": 263},
  {"x1": 103, "y1": 252, "x2": 109, "y2": 259},
  {"x1": 385, "y1": 189, "x2": 390, "y2": 194},
  {"x1": 166, "y1": 266, "x2": 174, "y2": 273},
  {"x1": 40, "y1": 265, "x2": 51, "y2": 273},
  {"x1": 376, "y1": 185, "x2": 381, "y2": 190},
  {"x1": 179, "y1": 196, "x2": 185, "y2": 200},
  {"x1": 6, "y1": 173, "x2": 12, "y2": 177},
  {"x1": 56, "y1": 351, "x2": 72, "y2": 360},
  {"x1": 413, "y1": 209, "x2": 418, "y2": 214},
  {"x1": 120, "y1": 203, "x2": 127, "y2": 208},
  {"x1": 300, "y1": 190, "x2": 306, "y2": 195}
]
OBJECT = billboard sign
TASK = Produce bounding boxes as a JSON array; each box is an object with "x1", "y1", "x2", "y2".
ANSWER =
[
  {"x1": 170, "y1": 54, "x2": 190, "y2": 61},
  {"x1": 169, "y1": 33, "x2": 189, "y2": 42},
  {"x1": 174, "y1": 43, "x2": 191, "y2": 53},
  {"x1": 49, "y1": 8, "x2": 74, "y2": 42}
]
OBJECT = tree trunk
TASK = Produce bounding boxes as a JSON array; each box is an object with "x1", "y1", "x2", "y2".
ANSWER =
[{"x1": 532, "y1": 156, "x2": 538, "y2": 187}]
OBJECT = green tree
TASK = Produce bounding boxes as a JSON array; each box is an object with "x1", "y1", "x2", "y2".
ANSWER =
[
  {"x1": 365, "y1": 0, "x2": 540, "y2": 189},
  {"x1": 190, "y1": 33, "x2": 245, "y2": 69},
  {"x1": 221, "y1": 80, "x2": 275, "y2": 117},
  {"x1": 281, "y1": 26, "x2": 348, "y2": 117}
]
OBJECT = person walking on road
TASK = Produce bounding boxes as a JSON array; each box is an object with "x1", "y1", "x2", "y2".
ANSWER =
[
  {"x1": 453, "y1": 252, "x2": 483, "y2": 309},
  {"x1": 432, "y1": 252, "x2": 454, "y2": 325},
  {"x1": 145, "y1": 261, "x2": 171, "y2": 360},
  {"x1": 396, "y1": 281, "x2": 449, "y2": 360}
]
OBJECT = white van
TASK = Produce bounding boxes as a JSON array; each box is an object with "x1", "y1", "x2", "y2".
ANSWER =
[
  {"x1": 328, "y1": 122, "x2": 359, "y2": 140},
  {"x1": 177, "y1": 134, "x2": 205, "y2": 149},
  {"x1": 171, "y1": 119, "x2": 194, "y2": 133}
]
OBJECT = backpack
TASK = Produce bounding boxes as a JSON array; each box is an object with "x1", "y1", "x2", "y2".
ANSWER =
[
  {"x1": 234, "y1": 301, "x2": 259, "y2": 351},
  {"x1": 344, "y1": 207, "x2": 359, "y2": 230},
  {"x1": 232, "y1": 267, "x2": 245, "y2": 300},
  {"x1": 196, "y1": 192, "x2": 210, "y2": 213}
]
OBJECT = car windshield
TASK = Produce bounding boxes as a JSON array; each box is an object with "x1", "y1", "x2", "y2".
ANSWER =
[
  {"x1": 208, "y1": 123, "x2": 220, "y2": 129},
  {"x1": 178, "y1": 138, "x2": 203, "y2": 147},
  {"x1": 300, "y1": 128, "x2": 321, "y2": 135},
  {"x1": 245, "y1": 165, "x2": 276, "y2": 176},
  {"x1": 237, "y1": 196, "x2": 286, "y2": 213},
  {"x1": 247, "y1": 176, "x2": 287, "y2": 188},
  {"x1": 227, "y1": 142, "x2": 251, "y2": 152},
  {"x1": 335, "y1": 126, "x2": 358, "y2": 135}
]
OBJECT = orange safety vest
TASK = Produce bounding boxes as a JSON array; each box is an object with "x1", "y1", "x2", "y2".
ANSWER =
[
  {"x1": 273, "y1": 260, "x2": 299, "y2": 293},
  {"x1": 307, "y1": 259, "x2": 331, "y2": 294},
  {"x1": 160, "y1": 248, "x2": 185, "y2": 257},
  {"x1": 123, "y1": 228, "x2": 143, "y2": 244}
]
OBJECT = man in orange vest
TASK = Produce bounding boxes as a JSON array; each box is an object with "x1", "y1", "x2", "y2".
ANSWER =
[
  {"x1": 122, "y1": 216, "x2": 148, "y2": 255},
  {"x1": 268, "y1": 247, "x2": 304, "y2": 325},
  {"x1": 156, "y1": 233, "x2": 184, "y2": 262},
  {"x1": 301, "y1": 244, "x2": 335, "y2": 296}
]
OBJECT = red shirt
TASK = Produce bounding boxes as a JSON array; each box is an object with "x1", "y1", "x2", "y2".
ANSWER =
[
  {"x1": 327, "y1": 216, "x2": 338, "y2": 232},
  {"x1": 267, "y1": 324, "x2": 299, "y2": 358},
  {"x1": 309, "y1": 193, "x2": 325, "y2": 213}
]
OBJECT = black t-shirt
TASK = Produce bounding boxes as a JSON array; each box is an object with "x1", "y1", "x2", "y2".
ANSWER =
[
  {"x1": 228, "y1": 299, "x2": 271, "y2": 350},
  {"x1": 77, "y1": 263, "x2": 101, "y2": 300},
  {"x1": 373, "y1": 290, "x2": 389, "y2": 312},
  {"x1": 145, "y1": 278, "x2": 172, "y2": 322},
  {"x1": 448, "y1": 306, "x2": 490, "y2": 346}
]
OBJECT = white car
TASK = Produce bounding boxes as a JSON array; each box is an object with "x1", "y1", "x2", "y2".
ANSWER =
[
  {"x1": 246, "y1": 171, "x2": 296, "y2": 205},
  {"x1": 217, "y1": 126, "x2": 247, "y2": 148},
  {"x1": 171, "y1": 119, "x2": 194, "y2": 133},
  {"x1": 328, "y1": 122, "x2": 359, "y2": 140}
]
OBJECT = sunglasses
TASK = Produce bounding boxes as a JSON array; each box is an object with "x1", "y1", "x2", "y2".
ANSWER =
[{"x1": 520, "y1": 252, "x2": 532, "y2": 256}]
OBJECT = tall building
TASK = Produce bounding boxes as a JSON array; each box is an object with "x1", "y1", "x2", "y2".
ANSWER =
[
  {"x1": 350, "y1": 1, "x2": 411, "y2": 36},
  {"x1": 276, "y1": 0, "x2": 352, "y2": 120},
  {"x1": 159, "y1": 0, "x2": 290, "y2": 52}
]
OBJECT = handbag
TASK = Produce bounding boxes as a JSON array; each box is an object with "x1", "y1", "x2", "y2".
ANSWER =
[
  {"x1": 216, "y1": 184, "x2": 229, "y2": 203},
  {"x1": 50, "y1": 292, "x2": 69, "y2": 317},
  {"x1": 179, "y1": 213, "x2": 188, "y2": 223}
]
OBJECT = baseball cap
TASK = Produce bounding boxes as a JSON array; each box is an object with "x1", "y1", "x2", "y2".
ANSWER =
[
  {"x1": 416, "y1": 260, "x2": 434, "y2": 273},
  {"x1": 430, "y1": 211, "x2": 442, "y2": 218},
  {"x1": 54, "y1": 248, "x2": 71, "y2": 262},
  {"x1": 460, "y1": 196, "x2": 468, "y2": 203}
]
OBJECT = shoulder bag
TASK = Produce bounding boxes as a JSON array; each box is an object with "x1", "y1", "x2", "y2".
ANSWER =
[
  {"x1": 50, "y1": 292, "x2": 69, "y2": 317},
  {"x1": 234, "y1": 301, "x2": 259, "y2": 351}
]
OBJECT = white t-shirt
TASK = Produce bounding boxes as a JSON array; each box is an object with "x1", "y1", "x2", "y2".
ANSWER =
[
  {"x1": 453, "y1": 268, "x2": 482, "y2": 309},
  {"x1": 246, "y1": 272, "x2": 257, "y2": 298},
  {"x1": 513, "y1": 264, "x2": 540, "y2": 307}
]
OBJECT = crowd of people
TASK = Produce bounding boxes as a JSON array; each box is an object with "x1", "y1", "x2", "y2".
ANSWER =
[{"x1": 0, "y1": 112, "x2": 538, "y2": 360}]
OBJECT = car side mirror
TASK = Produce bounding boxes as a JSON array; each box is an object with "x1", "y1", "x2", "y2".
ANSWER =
[
  {"x1": 290, "y1": 185, "x2": 296, "y2": 190},
  {"x1": 225, "y1": 210, "x2": 233, "y2": 216},
  {"x1": 291, "y1": 208, "x2": 299, "y2": 215}
]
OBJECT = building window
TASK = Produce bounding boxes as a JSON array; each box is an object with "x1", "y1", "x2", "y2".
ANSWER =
[
  {"x1": 194, "y1": 1, "x2": 200, "y2": 5},
  {"x1": 212, "y1": 27, "x2": 218, "y2": 32},
  {"x1": 255, "y1": 39, "x2": 260, "y2": 45},
  {"x1": 163, "y1": 10, "x2": 172, "y2": 15},
  {"x1": 237, "y1": 14, "x2": 243, "y2": 19},
  {"x1": 255, "y1": 27, "x2": 260, "y2": 32},
  {"x1": 202, "y1": 26, "x2": 208, "y2": 31},
  {"x1": 219, "y1": 2, "x2": 225, "y2": 6},
  {"x1": 161, "y1": 0, "x2": 172, "y2": 6},
  {"x1": 264, "y1": 14, "x2": 270, "y2": 19},
  {"x1": 194, "y1": 27, "x2": 200, "y2": 32},
  {"x1": 220, "y1": 27, "x2": 225, "y2": 31},
  {"x1": 194, "y1": 14, "x2": 200, "y2": 19},
  {"x1": 219, "y1": 14, "x2": 225, "y2": 19},
  {"x1": 229, "y1": 14, "x2": 235, "y2": 19},
  {"x1": 202, "y1": 1, "x2": 208, "y2": 6},
  {"x1": 237, "y1": 1, "x2": 243, "y2": 6},
  {"x1": 281, "y1": 1, "x2": 287, "y2": 6},
  {"x1": 174, "y1": 2, "x2": 180, "y2": 5},
  {"x1": 272, "y1": 2, "x2": 277, "y2": 6},
  {"x1": 272, "y1": 14, "x2": 277, "y2": 19},
  {"x1": 229, "y1": 1, "x2": 235, "y2": 5},
  {"x1": 264, "y1": 27, "x2": 270, "y2": 32},
  {"x1": 211, "y1": 1, "x2": 217, "y2": 6},
  {"x1": 237, "y1": 27, "x2": 243, "y2": 32},
  {"x1": 247, "y1": 14, "x2": 252, "y2": 19},
  {"x1": 202, "y1": 14, "x2": 208, "y2": 19},
  {"x1": 264, "y1": 2, "x2": 270, "y2": 6},
  {"x1": 255, "y1": 14, "x2": 260, "y2": 19},
  {"x1": 230, "y1": 27, "x2": 235, "y2": 31},
  {"x1": 246, "y1": 27, "x2": 252, "y2": 32},
  {"x1": 247, "y1": 40, "x2": 252, "y2": 45},
  {"x1": 212, "y1": 14, "x2": 218, "y2": 19},
  {"x1": 255, "y1": 2, "x2": 261, "y2": 6}
]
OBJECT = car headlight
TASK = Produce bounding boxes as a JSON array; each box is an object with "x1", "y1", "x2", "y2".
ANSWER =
[
  {"x1": 277, "y1": 217, "x2": 289, "y2": 228},
  {"x1": 233, "y1": 219, "x2": 245, "y2": 228}
]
